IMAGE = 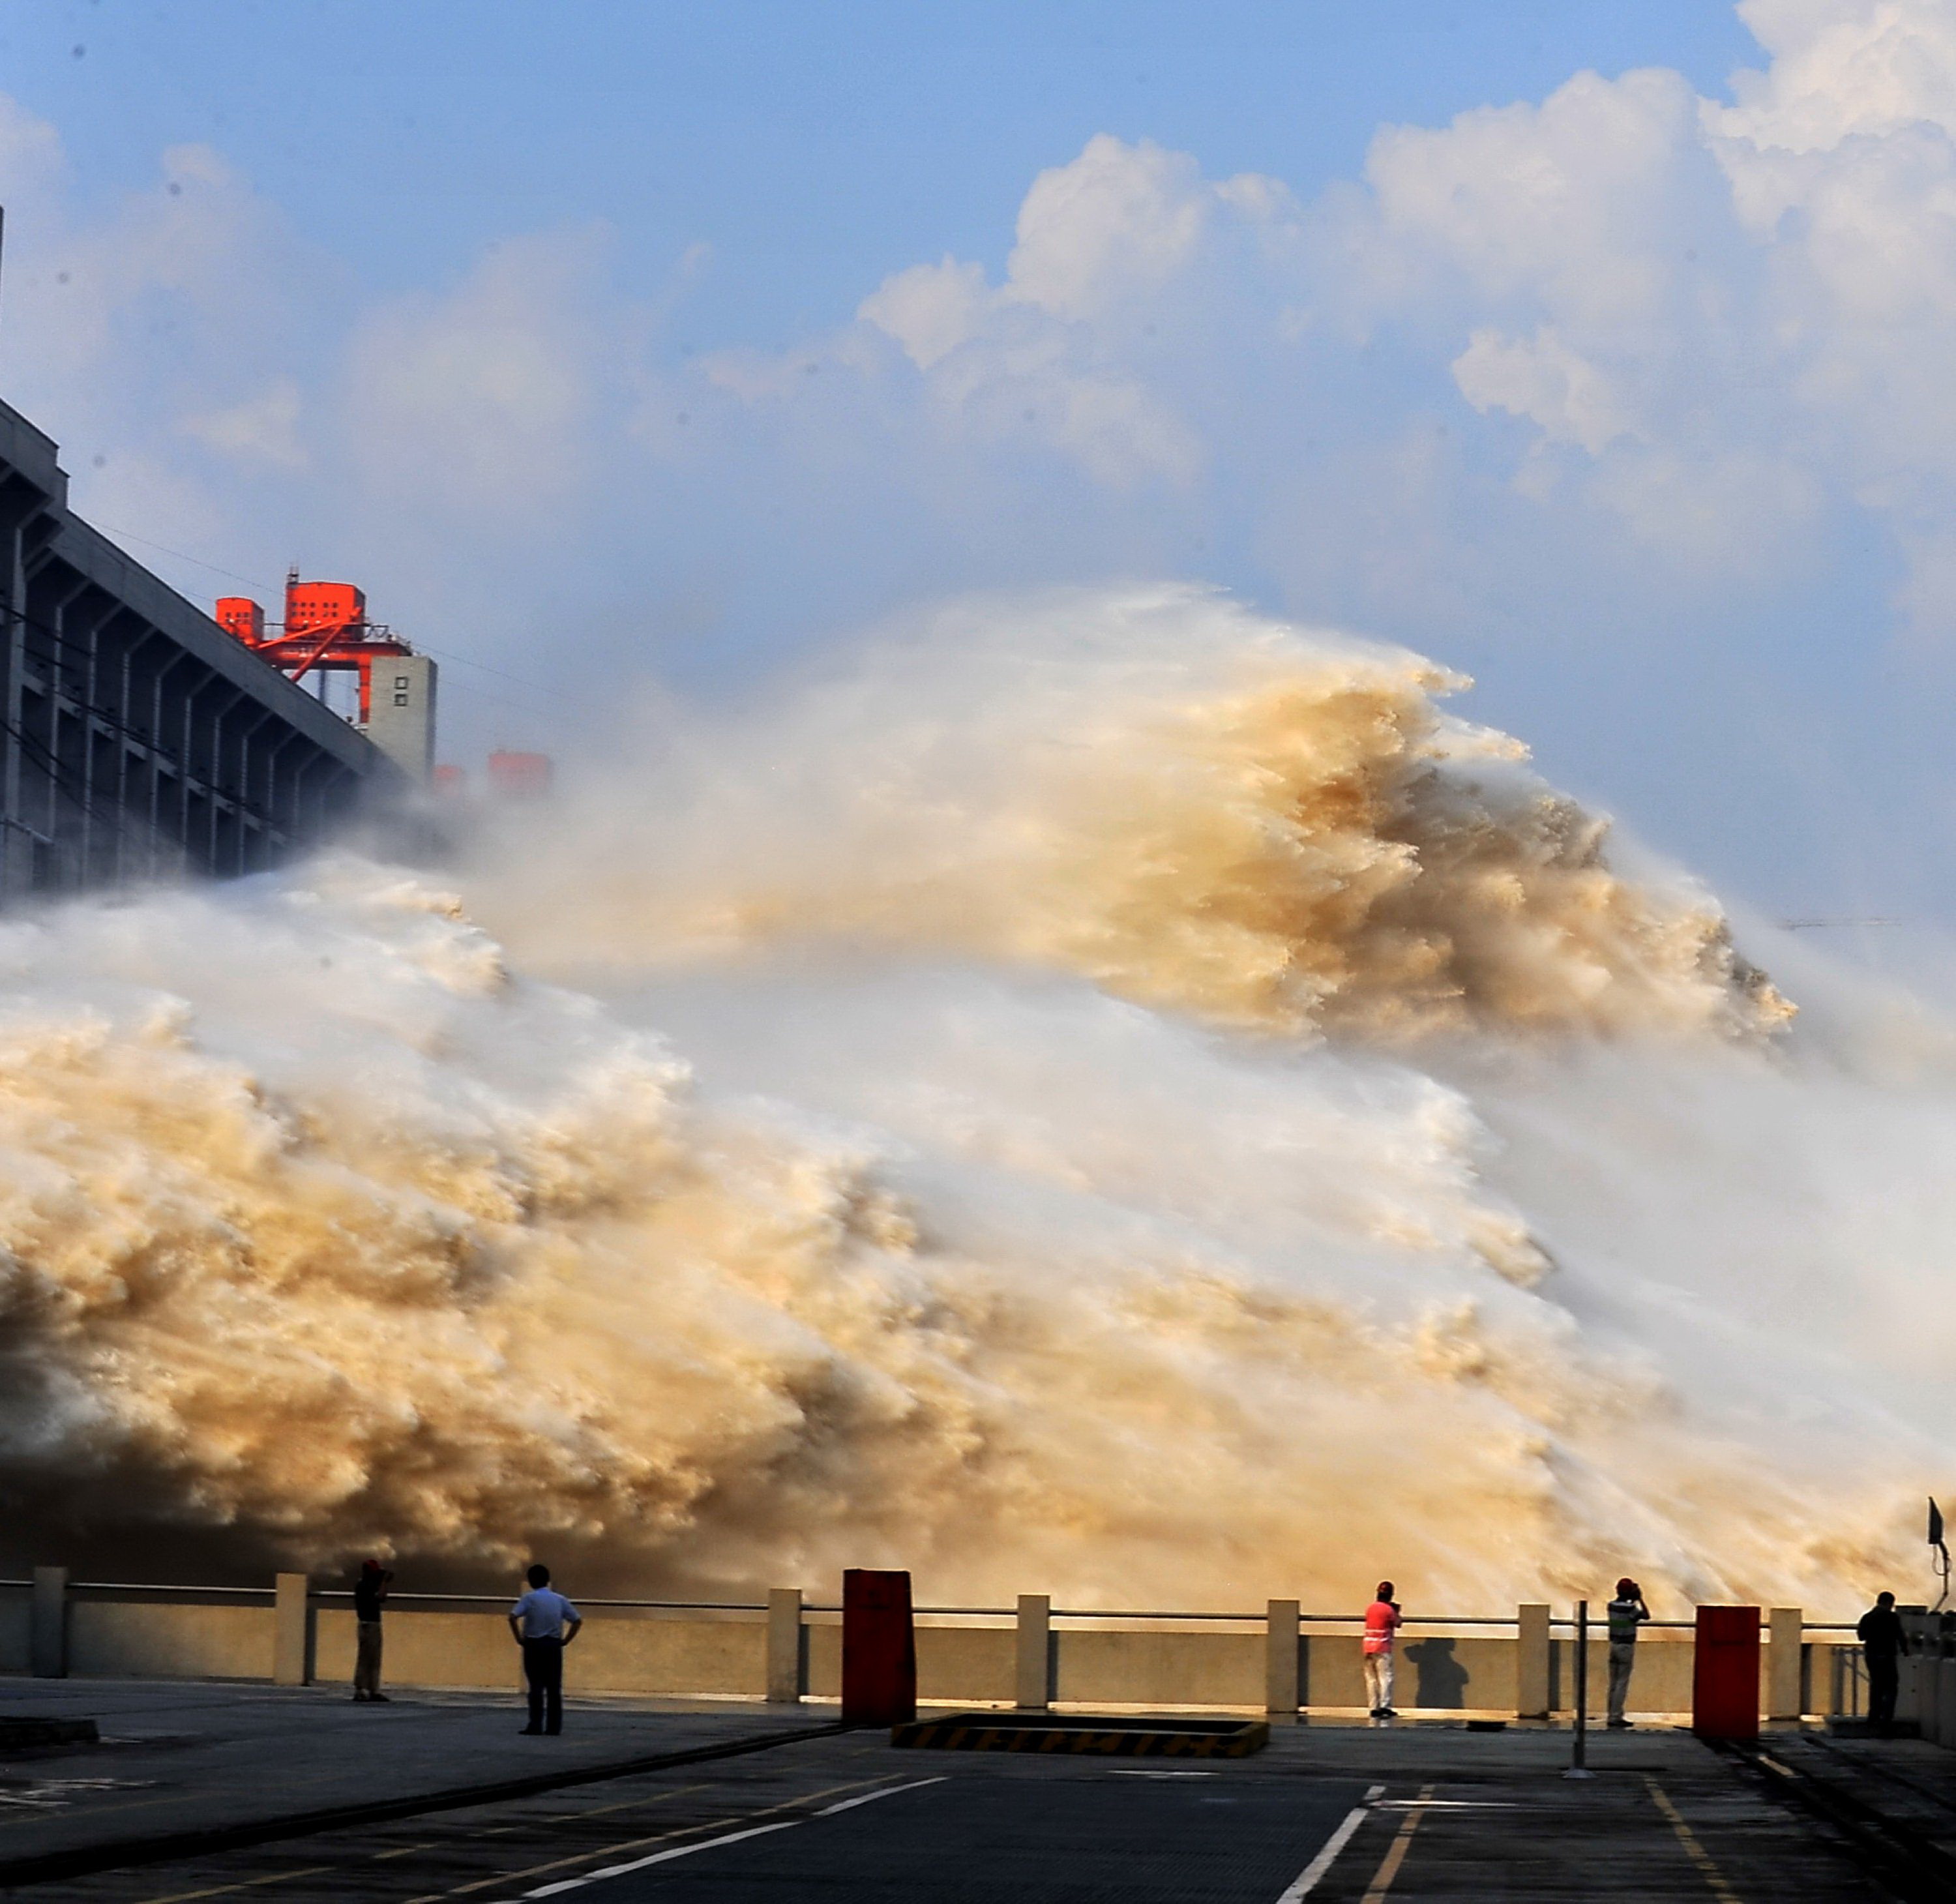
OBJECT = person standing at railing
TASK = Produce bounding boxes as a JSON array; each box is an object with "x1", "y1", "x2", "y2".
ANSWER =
[
  {"x1": 1363, "y1": 1582, "x2": 1402, "y2": 1718},
  {"x1": 351, "y1": 1558, "x2": 393, "y2": 1704},
  {"x1": 1858, "y1": 1590, "x2": 1905, "y2": 1733},
  {"x1": 510, "y1": 1563, "x2": 582, "y2": 1736},
  {"x1": 1605, "y1": 1577, "x2": 1649, "y2": 1728}
]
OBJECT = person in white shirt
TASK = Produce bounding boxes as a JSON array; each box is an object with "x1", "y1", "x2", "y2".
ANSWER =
[{"x1": 509, "y1": 1563, "x2": 582, "y2": 1735}]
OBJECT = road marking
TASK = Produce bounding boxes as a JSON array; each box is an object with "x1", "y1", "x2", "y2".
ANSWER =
[
  {"x1": 137, "y1": 1867, "x2": 334, "y2": 1904},
  {"x1": 130, "y1": 1781, "x2": 717, "y2": 1901},
  {"x1": 522, "y1": 1822, "x2": 798, "y2": 1896},
  {"x1": 1644, "y1": 1777, "x2": 1743, "y2": 1903},
  {"x1": 538, "y1": 1779, "x2": 704, "y2": 1824},
  {"x1": 1361, "y1": 1781, "x2": 1435, "y2": 1903},
  {"x1": 814, "y1": 1778, "x2": 946, "y2": 1816},
  {"x1": 387, "y1": 1774, "x2": 904, "y2": 1902},
  {"x1": 1274, "y1": 1782, "x2": 1386, "y2": 1900},
  {"x1": 419, "y1": 1783, "x2": 877, "y2": 1901},
  {"x1": 504, "y1": 1776, "x2": 947, "y2": 1898},
  {"x1": 1374, "y1": 1798, "x2": 1517, "y2": 1809}
]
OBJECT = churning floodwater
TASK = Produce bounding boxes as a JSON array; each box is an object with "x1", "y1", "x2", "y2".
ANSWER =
[{"x1": 0, "y1": 585, "x2": 1948, "y2": 1613}]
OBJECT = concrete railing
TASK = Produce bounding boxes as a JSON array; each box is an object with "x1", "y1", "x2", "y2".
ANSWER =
[{"x1": 0, "y1": 1571, "x2": 1869, "y2": 1720}]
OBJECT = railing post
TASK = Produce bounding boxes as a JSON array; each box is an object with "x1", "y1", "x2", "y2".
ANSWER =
[
  {"x1": 766, "y1": 1588, "x2": 804, "y2": 1703},
  {"x1": 1768, "y1": 1606, "x2": 1801, "y2": 1721},
  {"x1": 30, "y1": 1567, "x2": 67, "y2": 1679},
  {"x1": 273, "y1": 1573, "x2": 312, "y2": 1686},
  {"x1": 1563, "y1": 1599, "x2": 1594, "y2": 1779},
  {"x1": 1015, "y1": 1593, "x2": 1051, "y2": 1712},
  {"x1": 1266, "y1": 1599, "x2": 1300, "y2": 1716},
  {"x1": 1517, "y1": 1603, "x2": 1549, "y2": 1719}
]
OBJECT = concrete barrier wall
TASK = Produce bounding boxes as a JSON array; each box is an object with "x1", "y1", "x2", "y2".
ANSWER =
[
  {"x1": 917, "y1": 1625, "x2": 1016, "y2": 1705},
  {"x1": 316, "y1": 1609, "x2": 516, "y2": 1693},
  {"x1": 572, "y1": 1612, "x2": 766, "y2": 1699},
  {"x1": 1057, "y1": 1628, "x2": 1264, "y2": 1710},
  {"x1": 0, "y1": 1581, "x2": 1869, "y2": 1722},
  {"x1": 68, "y1": 1598, "x2": 275, "y2": 1681},
  {"x1": 1550, "y1": 1635, "x2": 1697, "y2": 1716},
  {"x1": 1395, "y1": 1635, "x2": 1517, "y2": 1713},
  {"x1": 805, "y1": 1620, "x2": 1016, "y2": 1704},
  {"x1": 316, "y1": 1607, "x2": 771, "y2": 1699}
]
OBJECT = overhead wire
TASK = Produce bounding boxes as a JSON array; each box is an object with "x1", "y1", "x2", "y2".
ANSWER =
[
  {"x1": 89, "y1": 517, "x2": 588, "y2": 714},
  {"x1": 0, "y1": 600, "x2": 303, "y2": 844}
]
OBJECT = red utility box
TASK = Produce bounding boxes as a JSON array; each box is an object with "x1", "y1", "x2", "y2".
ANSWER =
[
  {"x1": 1693, "y1": 1605, "x2": 1761, "y2": 1740},
  {"x1": 840, "y1": 1569, "x2": 916, "y2": 1727}
]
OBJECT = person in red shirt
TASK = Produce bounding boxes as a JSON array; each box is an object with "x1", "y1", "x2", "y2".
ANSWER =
[{"x1": 1363, "y1": 1581, "x2": 1403, "y2": 1718}]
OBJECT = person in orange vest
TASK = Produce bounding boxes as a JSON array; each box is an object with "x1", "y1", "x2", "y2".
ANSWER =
[{"x1": 1363, "y1": 1581, "x2": 1402, "y2": 1718}]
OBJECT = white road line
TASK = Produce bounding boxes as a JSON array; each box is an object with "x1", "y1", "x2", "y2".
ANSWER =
[
  {"x1": 507, "y1": 1777, "x2": 947, "y2": 1899},
  {"x1": 815, "y1": 1778, "x2": 947, "y2": 1816},
  {"x1": 1274, "y1": 1782, "x2": 1387, "y2": 1901},
  {"x1": 520, "y1": 1822, "x2": 797, "y2": 1896}
]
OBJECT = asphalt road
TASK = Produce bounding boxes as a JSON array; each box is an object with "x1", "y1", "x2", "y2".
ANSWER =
[
  {"x1": 21, "y1": 1702, "x2": 1919, "y2": 1902},
  {"x1": 519, "y1": 1763, "x2": 1369, "y2": 1904}
]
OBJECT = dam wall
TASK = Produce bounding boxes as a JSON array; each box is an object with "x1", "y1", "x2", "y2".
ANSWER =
[
  {"x1": 0, "y1": 1573, "x2": 1872, "y2": 1721},
  {"x1": 0, "y1": 398, "x2": 398, "y2": 897}
]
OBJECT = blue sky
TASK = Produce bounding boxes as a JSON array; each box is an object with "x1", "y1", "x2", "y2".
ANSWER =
[
  {"x1": 1, "y1": 0, "x2": 1953, "y2": 925},
  {"x1": 8, "y1": 3, "x2": 1757, "y2": 324}
]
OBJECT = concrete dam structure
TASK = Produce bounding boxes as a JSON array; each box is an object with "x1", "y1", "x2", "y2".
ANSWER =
[{"x1": 0, "y1": 396, "x2": 402, "y2": 898}]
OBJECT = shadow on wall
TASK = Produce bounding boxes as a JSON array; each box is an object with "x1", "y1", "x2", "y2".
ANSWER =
[{"x1": 1403, "y1": 1636, "x2": 1470, "y2": 1709}]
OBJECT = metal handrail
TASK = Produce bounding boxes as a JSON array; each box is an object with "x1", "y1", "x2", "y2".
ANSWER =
[
  {"x1": 67, "y1": 1581, "x2": 271, "y2": 1597},
  {"x1": 8, "y1": 1579, "x2": 1882, "y2": 1629},
  {"x1": 308, "y1": 1591, "x2": 767, "y2": 1611}
]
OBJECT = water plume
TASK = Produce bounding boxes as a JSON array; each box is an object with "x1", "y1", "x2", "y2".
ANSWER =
[{"x1": 0, "y1": 586, "x2": 1939, "y2": 1614}]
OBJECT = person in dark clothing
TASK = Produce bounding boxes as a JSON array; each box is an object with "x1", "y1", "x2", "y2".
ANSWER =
[
  {"x1": 351, "y1": 1558, "x2": 394, "y2": 1703},
  {"x1": 1858, "y1": 1590, "x2": 1906, "y2": 1731},
  {"x1": 509, "y1": 1563, "x2": 582, "y2": 1735}
]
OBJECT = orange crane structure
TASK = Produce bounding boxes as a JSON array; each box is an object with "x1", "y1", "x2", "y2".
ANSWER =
[{"x1": 215, "y1": 569, "x2": 417, "y2": 725}]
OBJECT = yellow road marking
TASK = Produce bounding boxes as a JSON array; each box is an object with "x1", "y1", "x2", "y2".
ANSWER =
[
  {"x1": 136, "y1": 1866, "x2": 333, "y2": 1904},
  {"x1": 1361, "y1": 1782, "x2": 1434, "y2": 1902},
  {"x1": 129, "y1": 1776, "x2": 707, "y2": 1901},
  {"x1": 1644, "y1": 1777, "x2": 1743, "y2": 1903},
  {"x1": 536, "y1": 1779, "x2": 704, "y2": 1824}
]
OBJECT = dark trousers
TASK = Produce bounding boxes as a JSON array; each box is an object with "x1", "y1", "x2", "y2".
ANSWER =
[
  {"x1": 1868, "y1": 1652, "x2": 1899, "y2": 1728},
  {"x1": 523, "y1": 1637, "x2": 564, "y2": 1733}
]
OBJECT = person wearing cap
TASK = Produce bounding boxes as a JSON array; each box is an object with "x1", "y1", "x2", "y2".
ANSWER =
[
  {"x1": 1606, "y1": 1577, "x2": 1650, "y2": 1727},
  {"x1": 351, "y1": 1558, "x2": 394, "y2": 1704},
  {"x1": 1363, "y1": 1582, "x2": 1402, "y2": 1718}
]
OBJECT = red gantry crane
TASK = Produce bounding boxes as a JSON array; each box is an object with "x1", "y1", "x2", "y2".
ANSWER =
[{"x1": 216, "y1": 569, "x2": 418, "y2": 725}]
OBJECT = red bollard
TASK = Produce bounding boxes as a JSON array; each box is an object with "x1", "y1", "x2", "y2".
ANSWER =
[
  {"x1": 1693, "y1": 1605, "x2": 1761, "y2": 1740},
  {"x1": 841, "y1": 1569, "x2": 917, "y2": 1726}
]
